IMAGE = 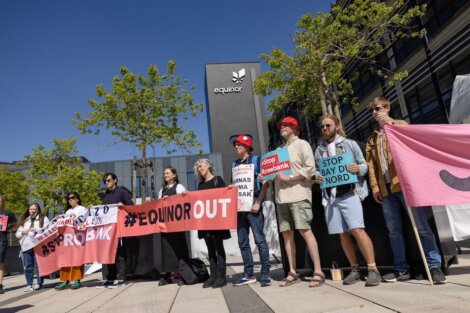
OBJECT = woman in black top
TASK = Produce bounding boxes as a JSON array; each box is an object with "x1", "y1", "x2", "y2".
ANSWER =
[
  {"x1": 194, "y1": 158, "x2": 230, "y2": 288},
  {"x1": 157, "y1": 166, "x2": 189, "y2": 286}
]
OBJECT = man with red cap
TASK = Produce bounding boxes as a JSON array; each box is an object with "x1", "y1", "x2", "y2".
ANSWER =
[
  {"x1": 230, "y1": 134, "x2": 271, "y2": 287},
  {"x1": 270, "y1": 116, "x2": 324, "y2": 287}
]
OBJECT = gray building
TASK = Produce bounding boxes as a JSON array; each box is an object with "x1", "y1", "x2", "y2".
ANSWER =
[
  {"x1": 85, "y1": 153, "x2": 223, "y2": 198},
  {"x1": 205, "y1": 62, "x2": 270, "y2": 178}
]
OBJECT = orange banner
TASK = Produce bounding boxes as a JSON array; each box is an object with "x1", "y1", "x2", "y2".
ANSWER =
[{"x1": 117, "y1": 187, "x2": 238, "y2": 237}]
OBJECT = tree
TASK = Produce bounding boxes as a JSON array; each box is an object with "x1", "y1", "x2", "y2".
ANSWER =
[
  {"x1": 72, "y1": 60, "x2": 203, "y2": 201},
  {"x1": 0, "y1": 166, "x2": 29, "y2": 216},
  {"x1": 254, "y1": 0, "x2": 426, "y2": 123},
  {"x1": 24, "y1": 138, "x2": 102, "y2": 211}
]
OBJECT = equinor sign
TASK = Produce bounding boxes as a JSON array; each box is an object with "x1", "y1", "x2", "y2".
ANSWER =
[{"x1": 214, "y1": 68, "x2": 246, "y2": 95}]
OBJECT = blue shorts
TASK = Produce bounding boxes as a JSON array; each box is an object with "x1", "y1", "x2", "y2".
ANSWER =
[{"x1": 324, "y1": 191, "x2": 365, "y2": 234}]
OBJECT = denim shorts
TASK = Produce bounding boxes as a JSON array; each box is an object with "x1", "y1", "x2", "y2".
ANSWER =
[
  {"x1": 324, "y1": 191, "x2": 364, "y2": 234},
  {"x1": 277, "y1": 200, "x2": 313, "y2": 232}
]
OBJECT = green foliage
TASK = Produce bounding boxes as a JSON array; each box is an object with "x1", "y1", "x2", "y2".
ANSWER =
[
  {"x1": 24, "y1": 138, "x2": 102, "y2": 211},
  {"x1": 254, "y1": 0, "x2": 426, "y2": 117},
  {"x1": 0, "y1": 167, "x2": 29, "y2": 216},
  {"x1": 72, "y1": 61, "x2": 203, "y2": 154}
]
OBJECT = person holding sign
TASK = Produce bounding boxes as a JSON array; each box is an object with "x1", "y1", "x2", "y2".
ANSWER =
[
  {"x1": 366, "y1": 97, "x2": 446, "y2": 284},
  {"x1": 194, "y1": 159, "x2": 230, "y2": 289},
  {"x1": 156, "y1": 166, "x2": 189, "y2": 286},
  {"x1": 0, "y1": 195, "x2": 17, "y2": 294},
  {"x1": 16, "y1": 203, "x2": 49, "y2": 291},
  {"x1": 229, "y1": 134, "x2": 271, "y2": 287},
  {"x1": 55, "y1": 192, "x2": 88, "y2": 290},
  {"x1": 315, "y1": 114, "x2": 381, "y2": 287},
  {"x1": 268, "y1": 116, "x2": 324, "y2": 288}
]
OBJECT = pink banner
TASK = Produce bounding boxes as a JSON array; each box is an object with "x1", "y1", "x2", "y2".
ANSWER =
[
  {"x1": 385, "y1": 124, "x2": 470, "y2": 207},
  {"x1": 118, "y1": 187, "x2": 237, "y2": 237},
  {"x1": 34, "y1": 224, "x2": 118, "y2": 276}
]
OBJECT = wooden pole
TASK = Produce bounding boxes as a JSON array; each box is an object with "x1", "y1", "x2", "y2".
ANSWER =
[{"x1": 406, "y1": 206, "x2": 434, "y2": 285}]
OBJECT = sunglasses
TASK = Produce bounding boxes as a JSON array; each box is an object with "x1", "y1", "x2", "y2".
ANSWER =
[
  {"x1": 371, "y1": 106, "x2": 384, "y2": 112},
  {"x1": 105, "y1": 178, "x2": 114, "y2": 183},
  {"x1": 321, "y1": 124, "x2": 332, "y2": 129},
  {"x1": 68, "y1": 196, "x2": 76, "y2": 200}
]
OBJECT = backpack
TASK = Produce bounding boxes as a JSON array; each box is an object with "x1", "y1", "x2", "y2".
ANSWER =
[{"x1": 179, "y1": 258, "x2": 210, "y2": 285}]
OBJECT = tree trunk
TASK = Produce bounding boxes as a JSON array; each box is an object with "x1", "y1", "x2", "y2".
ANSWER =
[
  {"x1": 321, "y1": 70, "x2": 333, "y2": 115},
  {"x1": 332, "y1": 83, "x2": 344, "y2": 130},
  {"x1": 141, "y1": 145, "x2": 147, "y2": 203},
  {"x1": 319, "y1": 87, "x2": 328, "y2": 115},
  {"x1": 132, "y1": 156, "x2": 137, "y2": 204},
  {"x1": 150, "y1": 159, "x2": 156, "y2": 199}
]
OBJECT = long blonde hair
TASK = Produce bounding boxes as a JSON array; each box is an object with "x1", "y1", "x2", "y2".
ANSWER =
[{"x1": 320, "y1": 114, "x2": 346, "y2": 137}]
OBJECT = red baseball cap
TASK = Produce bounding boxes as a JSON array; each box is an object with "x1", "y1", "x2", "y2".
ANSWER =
[
  {"x1": 231, "y1": 134, "x2": 254, "y2": 152},
  {"x1": 277, "y1": 116, "x2": 300, "y2": 133}
]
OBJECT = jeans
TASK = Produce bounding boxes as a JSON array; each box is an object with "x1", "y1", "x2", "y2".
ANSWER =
[
  {"x1": 381, "y1": 191, "x2": 442, "y2": 271},
  {"x1": 23, "y1": 250, "x2": 43, "y2": 286},
  {"x1": 237, "y1": 211, "x2": 271, "y2": 276}
]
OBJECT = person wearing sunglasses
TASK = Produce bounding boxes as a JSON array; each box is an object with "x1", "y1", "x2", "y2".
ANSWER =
[
  {"x1": 55, "y1": 192, "x2": 87, "y2": 290},
  {"x1": 96, "y1": 172, "x2": 133, "y2": 289},
  {"x1": 315, "y1": 114, "x2": 380, "y2": 287},
  {"x1": 365, "y1": 96, "x2": 446, "y2": 284}
]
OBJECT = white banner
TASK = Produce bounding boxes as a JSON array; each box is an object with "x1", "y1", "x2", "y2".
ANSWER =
[
  {"x1": 20, "y1": 204, "x2": 118, "y2": 251},
  {"x1": 232, "y1": 164, "x2": 255, "y2": 212}
]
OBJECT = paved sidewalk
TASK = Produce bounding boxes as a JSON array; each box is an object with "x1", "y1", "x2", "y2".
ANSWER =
[{"x1": 1, "y1": 253, "x2": 469, "y2": 313}]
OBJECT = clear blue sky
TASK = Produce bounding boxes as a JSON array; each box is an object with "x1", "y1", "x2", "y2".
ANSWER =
[{"x1": 0, "y1": 0, "x2": 334, "y2": 163}]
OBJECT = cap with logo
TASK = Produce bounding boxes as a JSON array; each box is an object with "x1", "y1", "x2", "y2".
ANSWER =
[
  {"x1": 230, "y1": 134, "x2": 254, "y2": 152},
  {"x1": 277, "y1": 116, "x2": 300, "y2": 133}
]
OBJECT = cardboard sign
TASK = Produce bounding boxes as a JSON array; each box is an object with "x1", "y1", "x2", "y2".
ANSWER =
[
  {"x1": 117, "y1": 187, "x2": 238, "y2": 237},
  {"x1": 260, "y1": 147, "x2": 293, "y2": 181},
  {"x1": 319, "y1": 152, "x2": 358, "y2": 189},
  {"x1": 232, "y1": 164, "x2": 255, "y2": 212},
  {"x1": 0, "y1": 215, "x2": 8, "y2": 231}
]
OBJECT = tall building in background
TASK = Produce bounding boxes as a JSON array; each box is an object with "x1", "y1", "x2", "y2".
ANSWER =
[{"x1": 205, "y1": 62, "x2": 269, "y2": 178}]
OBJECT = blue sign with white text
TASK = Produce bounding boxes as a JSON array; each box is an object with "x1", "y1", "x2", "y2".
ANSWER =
[{"x1": 319, "y1": 152, "x2": 358, "y2": 189}]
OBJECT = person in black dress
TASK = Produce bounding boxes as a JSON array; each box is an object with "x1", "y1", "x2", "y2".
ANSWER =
[
  {"x1": 194, "y1": 159, "x2": 230, "y2": 288},
  {"x1": 157, "y1": 166, "x2": 189, "y2": 286}
]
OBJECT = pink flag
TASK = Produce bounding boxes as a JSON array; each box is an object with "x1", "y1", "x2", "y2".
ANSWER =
[{"x1": 385, "y1": 124, "x2": 470, "y2": 207}]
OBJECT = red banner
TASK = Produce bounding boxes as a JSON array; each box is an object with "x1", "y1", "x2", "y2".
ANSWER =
[
  {"x1": 34, "y1": 224, "x2": 119, "y2": 276},
  {"x1": 117, "y1": 187, "x2": 237, "y2": 237}
]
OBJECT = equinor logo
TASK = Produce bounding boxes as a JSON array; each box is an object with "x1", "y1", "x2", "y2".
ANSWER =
[{"x1": 214, "y1": 68, "x2": 246, "y2": 95}]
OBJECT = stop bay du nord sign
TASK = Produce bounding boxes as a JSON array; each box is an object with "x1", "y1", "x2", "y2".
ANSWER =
[{"x1": 319, "y1": 152, "x2": 358, "y2": 189}]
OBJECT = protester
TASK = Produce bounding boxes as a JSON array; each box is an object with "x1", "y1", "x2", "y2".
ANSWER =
[
  {"x1": 97, "y1": 172, "x2": 134, "y2": 289},
  {"x1": 55, "y1": 192, "x2": 87, "y2": 290},
  {"x1": 157, "y1": 166, "x2": 190, "y2": 286},
  {"x1": 194, "y1": 159, "x2": 230, "y2": 288},
  {"x1": 0, "y1": 195, "x2": 18, "y2": 294},
  {"x1": 269, "y1": 116, "x2": 325, "y2": 287},
  {"x1": 15, "y1": 203, "x2": 49, "y2": 291},
  {"x1": 366, "y1": 96, "x2": 446, "y2": 284},
  {"x1": 315, "y1": 114, "x2": 381, "y2": 286},
  {"x1": 229, "y1": 135, "x2": 271, "y2": 287}
]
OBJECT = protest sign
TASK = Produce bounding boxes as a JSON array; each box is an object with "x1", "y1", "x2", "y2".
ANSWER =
[
  {"x1": 232, "y1": 164, "x2": 254, "y2": 212},
  {"x1": 319, "y1": 152, "x2": 357, "y2": 189},
  {"x1": 117, "y1": 187, "x2": 237, "y2": 237},
  {"x1": 260, "y1": 147, "x2": 293, "y2": 181},
  {"x1": 34, "y1": 224, "x2": 119, "y2": 276}
]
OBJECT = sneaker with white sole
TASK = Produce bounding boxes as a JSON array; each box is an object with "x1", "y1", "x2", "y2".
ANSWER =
[
  {"x1": 382, "y1": 270, "x2": 410, "y2": 282},
  {"x1": 233, "y1": 274, "x2": 257, "y2": 286},
  {"x1": 259, "y1": 274, "x2": 272, "y2": 287},
  {"x1": 33, "y1": 284, "x2": 42, "y2": 290},
  {"x1": 107, "y1": 280, "x2": 125, "y2": 289},
  {"x1": 24, "y1": 285, "x2": 34, "y2": 292},
  {"x1": 96, "y1": 281, "x2": 113, "y2": 289}
]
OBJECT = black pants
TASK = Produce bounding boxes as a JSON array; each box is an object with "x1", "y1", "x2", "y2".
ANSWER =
[
  {"x1": 204, "y1": 237, "x2": 226, "y2": 269},
  {"x1": 102, "y1": 239, "x2": 126, "y2": 282}
]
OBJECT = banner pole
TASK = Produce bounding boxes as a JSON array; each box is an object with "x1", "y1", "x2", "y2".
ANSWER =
[{"x1": 407, "y1": 206, "x2": 434, "y2": 286}]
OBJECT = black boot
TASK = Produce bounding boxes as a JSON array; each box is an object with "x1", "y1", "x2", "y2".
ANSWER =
[
  {"x1": 212, "y1": 264, "x2": 227, "y2": 288},
  {"x1": 203, "y1": 261, "x2": 217, "y2": 288}
]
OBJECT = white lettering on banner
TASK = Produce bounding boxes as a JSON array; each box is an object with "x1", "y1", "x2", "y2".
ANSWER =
[
  {"x1": 193, "y1": 199, "x2": 231, "y2": 219},
  {"x1": 62, "y1": 226, "x2": 112, "y2": 246},
  {"x1": 20, "y1": 205, "x2": 118, "y2": 251}
]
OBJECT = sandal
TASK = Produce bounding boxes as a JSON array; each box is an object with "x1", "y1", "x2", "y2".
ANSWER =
[
  {"x1": 279, "y1": 271, "x2": 299, "y2": 287},
  {"x1": 309, "y1": 272, "x2": 325, "y2": 288}
]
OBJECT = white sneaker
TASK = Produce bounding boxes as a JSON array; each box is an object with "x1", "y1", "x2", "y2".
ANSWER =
[
  {"x1": 107, "y1": 280, "x2": 125, "y2": 289},
  {"x1": 24, "y1": 285, "x2": 34, "y2": 292},
  {"x1": 33, "y1": 284, "x2": 42, "y2": 290}
]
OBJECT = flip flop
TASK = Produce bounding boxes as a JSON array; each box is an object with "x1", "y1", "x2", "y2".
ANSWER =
[
  {"x1": 309, "y1": 272, "x2": 325, "y2": 288},
  {"x1": 279, "y1": 271, "x2": 299, "y2": 287}
]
